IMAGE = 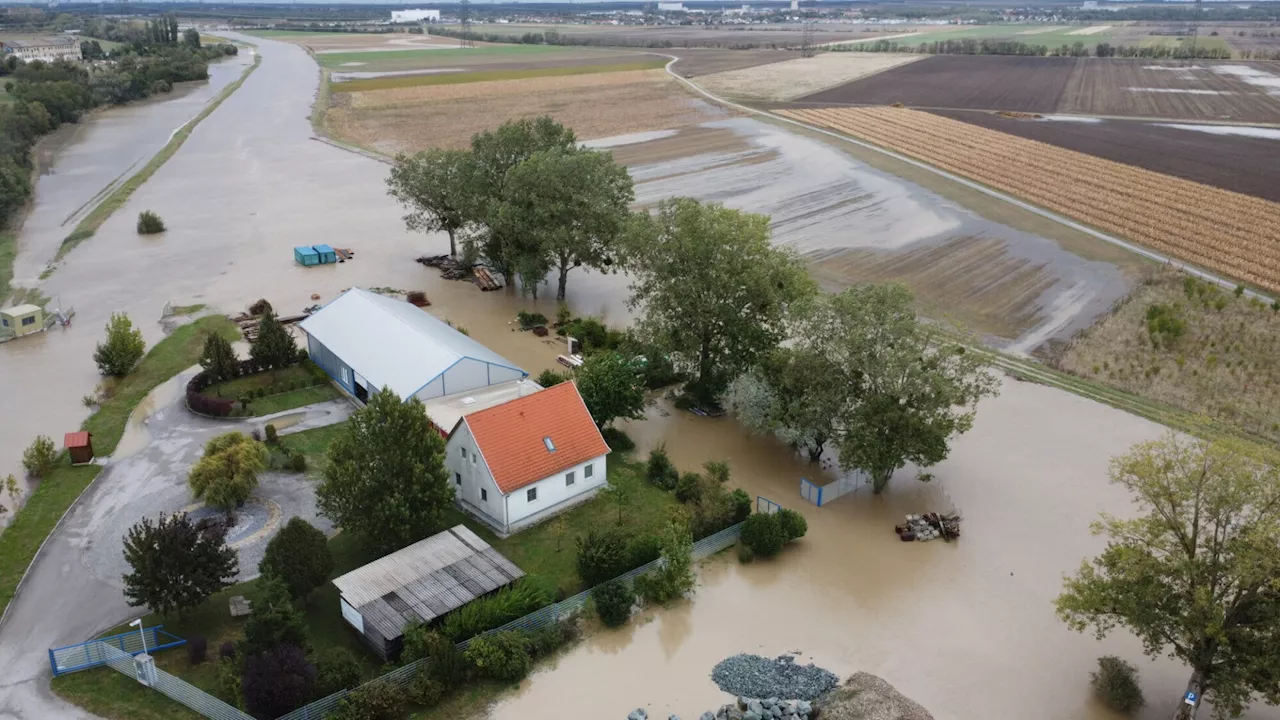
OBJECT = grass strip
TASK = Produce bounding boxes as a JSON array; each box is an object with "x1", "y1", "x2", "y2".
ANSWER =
[
  {"x1": 316, "y1": 43, "x2": 560, "y2": 68},
  {"x1": 0, "y1": 234, "x2": 14, "y2": 304},
  {"x1": 54, "y1": 52, "x2": 262, "y2": 263},
  {"x1": 331, "y1": 59, "x2": 667, "y2": 93},
  {"x1": 83, "y1": 315, "x2": 241, "y2": 456},
  {"x1": 247, "y1": 384, "x2": 342, "y2": 417}
]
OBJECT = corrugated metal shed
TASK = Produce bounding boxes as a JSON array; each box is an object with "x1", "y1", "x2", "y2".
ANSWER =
[{"x1": 332, "y1": 525, "x2": 524, "y2": 641}]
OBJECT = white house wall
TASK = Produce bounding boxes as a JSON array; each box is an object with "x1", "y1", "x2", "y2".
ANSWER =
[
  {"x1": 507, "y1": 454, "x2": 609, "y2": 530},
  {"x1": 445, "y1": 424, "x2": 507, "y2": 530}
]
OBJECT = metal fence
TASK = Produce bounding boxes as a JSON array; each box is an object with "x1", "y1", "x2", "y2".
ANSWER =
[
  {"x1": 756, "y1": 495, "x2": 781, "y2": 514},
  {"x1": 49, "y1": 626, "x2": 186, "y2": 676}
]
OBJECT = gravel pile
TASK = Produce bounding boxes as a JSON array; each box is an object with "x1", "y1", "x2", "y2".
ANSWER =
[{"x1": 710, "y1": 654, "x2": 838, "y2": 702}]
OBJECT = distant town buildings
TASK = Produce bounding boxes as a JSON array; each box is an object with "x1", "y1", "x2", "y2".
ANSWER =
[
  {"x1": 389, "y1": 8, "x2": 441, "y2": 23},
  {"x1": 657, "y1": 2, "x2": 685, "y2": 10},
  {"x1": 0, "y1": 36, "x2": 81, "y2": 62}
]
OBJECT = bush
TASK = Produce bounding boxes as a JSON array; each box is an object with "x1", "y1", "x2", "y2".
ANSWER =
[
  {"x1": 402, "y1": 625, "x2": 470, "y2": 685},
  {"x1": 592, "y1": 579, "x2": 635, "y2": 627},
  {"x1": 702, "y1": 459, "x2": 730, "y2": 484},
  {"x1": 241, "y1": 644, "x2": 316, "y2": 719},
  {"x1": 600, "y1": 427, "x2": 635, "y2": 453},
  {"x1": 219, "y1": 640, "x2": 237, "y2": 661},
  {"x1": 21, "y1": 435, "x2": 57, "y2": 479},
  {"x1": 1090, "y1": 656, "x2": 1145, "y2": 714},
  {"x1": 259, "y1": 517, "x2": 333, "y2": 602},
  {"x1": 217, "y1": 656, "x2": 242, "y2": 707},
  {"x1": 675, "y1": 472, "x2": 703, "y2": 503},
  {"x1": 408, "y1": 673, "x2": 444, "y2": 707},
  {"x1": 776, "y1": 508, "x2": 808, "y2": 541},
  {"x1": 1145, "y1": 303, "x2": 1186, "y2": 350},
  {"x1": 741, "y1": 512, "x2": 786, "y2": 558},
  {"x1": 646, "y1": 445, "x2": 678, "y2": 490},
  {"x1": 576, "y1": 528, "x2": 633, "y2": 587},
  {"x1": 94, "y1": 312, "x2": 146, "y2": 377},
  {"x1": 264, "y1": 424, "x2": 278, "y2": 444},
  {"x1": 516, "y1": 310, "x2": 549, "y2": 330},
  {"x1": 628, "y1": 533, "x2": 663, "y2": 569},
  {"x1": 527, "y1": 618, "x2": 580, "y2": 658},
  {"x1": 632, "y1": 519, "x2": 694, "y2": 605},
  {"x1": 440, "y1": 577, "x2": 552, "y2": 642},
  {"x1": 287, "y1": 452, "x2": 307, "y2": 472},
  {"x1": 737, "y1": 541, "x2": 754, "y2": 563},
  {"x1": 331, "y1": 681, "x2": 405, "y2": 720},
  {"x1": 535, "y1": 368, "x2": 568, "y2": 387},
  {"x1": 242, "y1": 575, "x2": 308, "y2": 658},
  {"x1": 729, "y1": 489, "x2": 752, "y2": 524},
  {"x1": 188, "y1": 431, "x2": 269, "y2": 512},
  {"x1": 187, "y1": 635, "x2": 208, "y2": 665},
  {"x1": 314, "y1": 647, "x2": 363, "y2": 699},
  {"x1": 464, "y1": 631, "x2": 532, "y2": 682},
  {"x1": 136, "y1": 210, "x2": 166, "y2": 234}
]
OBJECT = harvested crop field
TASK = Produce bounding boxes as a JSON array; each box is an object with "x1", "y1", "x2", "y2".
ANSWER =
[
  {"x1": 799, "y1": 56, "x2": 1280, "y2": 123},
  {"x1": 931, "y1": 109, "x2": 1280, "y2": 203},
  {"x1": 781, "y1": 106, "x2": 1280, "y2": 293},
  {"x1": 434, "y1": 22, "x2": 881, "y2": 48},
  {"x1": 314, "y1": 44, "x2": 636, "y2": 72},
  {"x1": 693, "y1": 52, "x2": 922, "y2": 102},
  {"x1": 330, "y1": 59, "x2": 667, "y2": 92},
  {"x1": 668, "y1": 48, "x2": 802, "y2": 76},
  {"x1": 325, "y1": 69, "x2": 732, "y2": 154}
]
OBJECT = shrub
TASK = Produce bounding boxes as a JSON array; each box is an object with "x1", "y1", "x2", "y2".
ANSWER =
[
  {"x1": 259, "y1": 517, "x2": 333, "y2": 602},
  {"x1": 264, "y1": 424, "x2": 278, "y2": 444},
  {"x1": 406, "y1": 291, "x2": 429, "y2": 306},
  {"x1": 675, "y1": 472, "x2": 703, "y2": 503},
  {"x1": 690, "y1": 477, "x2": 736, "y2": 540},
  {"x1": 741, "y1": 512, "x2": 786, "y2": 558},
  {"x1": 729, "y1": 489, "x2": 752, "y2": 524},
  {"x1": 241, "y1": 644, "x2": 316, "y2": 719},
  {"x1": 1090, "y1": 656, "x2": 1145, "y2": 714},
  {"x1": 516, "y1": 310, "x2": 549, "y2": 330},
  {"x1": 287, "y1": 452, "x2": 307, "y2": 472},
  {"x1": 646, "y1": 445, "x2": 678, "y2": 490},
  {"x1": 94, "y1": 312, "x2": 146, "y2": 377},
  {"x1": 331, "y1": 681, "x2": 405, "y2": 720},
  {"x1": 702, "y1": 459, "x2": 730, "y2": 484},
  {"x1": 136, "y1": 210, "x2": 166, "y2": 234},
  {"x1": 188, "y1": 431, "x2": 269, "y2": 512},
  {"x1": 632, "y1": 519, "x2": 694, "y2": 605},
  {"x1": 219, "y1": 640, "x2": 237, "y2": 661},
  {"x1": 776, "y1": 508, "x2": 808, "y2": 541},
  {"x1": 402, "y1": 625, "x2": 470, "y2": 685},
  {"x1": 409, "y1": 673, "x2": 444, "y2": 707},
  {"x1": 464, "y1": 631, "x2": 532, "y2": 682},
  {"x1": 527, "y1": 618, "x2": 580, "y2": 658},
  {"x1": 1145, "y1": 303, "x2": 1186, "y2": 350},
  {"x1": 737, "y1": 541, "x2": 754, "y2": 563},
  {"x1": 440, "y1": 577, "x2": 552, "y2": 642},
  {"x1": 576, "y1": 528, "x2": 633, "y2": 587},
  {"x1": 217, "y1": 656, "x2": 242, "y2": 707},
  {"x1": 601, "y1": 427, "x2": 635, "y2": 453},
  {"x1": 314, "y1": 647, "x2": 363, "y2": 698},
  {"x1": 535, "y1": 368, "x2": 568, "y2": 387},
  {"x1": 242, "y1": 575, "x2": 308, "y2": 658},
  {"x1": 628, "y1": 533, "x2": 663, "y2": 568},
  {"x1": 21, "y1": 435, "x2": 57, "y2": 479},
  {"x1": 593, "y1": 579, "x2": 635, "y2": 627},
  {"x1": 187, "y1": 635, "x2": 208, "y2": 665}
]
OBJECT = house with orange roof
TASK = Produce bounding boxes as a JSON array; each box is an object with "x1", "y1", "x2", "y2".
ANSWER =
[{"x1": 445, "y1": 381, "x2": 610, "y2": 536}]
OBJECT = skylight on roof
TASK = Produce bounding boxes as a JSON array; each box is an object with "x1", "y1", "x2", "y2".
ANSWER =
[
  {"x1": 543, "y1": 436, "x2": 556, "y2": 452},
  {"x1": 461, "y1": 397, "x2": 477, "y2": 405}
]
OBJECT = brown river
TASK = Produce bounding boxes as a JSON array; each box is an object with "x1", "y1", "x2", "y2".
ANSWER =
[{"x1": 0, "y1": 33, "x2": 1275, "y2": 720}]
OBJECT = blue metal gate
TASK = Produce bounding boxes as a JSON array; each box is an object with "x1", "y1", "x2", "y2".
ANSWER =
[
  {"x1": 800, "y1": 478, "x2": 823, "y2": 506},
  {"x1": 50, "y1": 626, "x2": 186, "y2": 676}
]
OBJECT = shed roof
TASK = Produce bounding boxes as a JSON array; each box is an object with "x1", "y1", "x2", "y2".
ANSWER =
[
  {"x1": 462, "y1": 381, "x2": 610, "y2": 495},
  {"x1": 64, "y1": 431, "x2": 90, "y2": 449},
  {"x1": 331, "y1": 525, "x2": 524, "y2": 640},
  {"x1": 298, "y1": 288, "x2": 524, "y2": 399},
  {"x1": 2, "y1": 304, "x2": 41, "y2": 316},
  {"x1": 294, "y1": 245, "x2": 318, "y2": 256}
]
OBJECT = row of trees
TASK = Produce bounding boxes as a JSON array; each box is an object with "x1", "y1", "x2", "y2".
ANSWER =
[{"x1": 848, "y1": 38, "x2": 1233, "y2": 58}]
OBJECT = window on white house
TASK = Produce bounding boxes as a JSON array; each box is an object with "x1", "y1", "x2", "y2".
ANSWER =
[
  {"x1": 584, "y1": 464, "x2": 594, "y2": 479},
  {"x1": 481, "y1": 488, "x2": 487, "y2": 501},
  {"x1": 461, "y1": 447, "x2": 467, "y2": 459},
  {"x1": 566, "y1": 471, "x2": 575, "y2": 487},
  {"x1": 471, "y1": 454, "x2": 476, "y2": 466},
  {"x1": 455, "y1": 473, "x2": 461, "y2": 485},
  {"x1": 527, "y1": 487, "x2": 537, "y2": 502}
]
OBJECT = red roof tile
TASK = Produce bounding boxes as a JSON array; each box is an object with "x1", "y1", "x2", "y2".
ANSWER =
[
  {"x1": 64, "y1": 431, "x2": 90, "y2": 448},
  {"x1": 463, "y1": 381, "x2": 609, "y2": 495}
]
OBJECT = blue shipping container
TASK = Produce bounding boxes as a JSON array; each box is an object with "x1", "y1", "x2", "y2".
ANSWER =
[
  {"x1": 312, "y1": 244, "x2": 337, "y2": 264},
  {"x1": 294, "y1": 246, "x2": 320, "y2": 266}
]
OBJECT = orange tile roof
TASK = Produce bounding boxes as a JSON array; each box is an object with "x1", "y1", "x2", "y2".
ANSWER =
[{"x1": 463, "y1": 381, "x2": 609, "y2": 495}]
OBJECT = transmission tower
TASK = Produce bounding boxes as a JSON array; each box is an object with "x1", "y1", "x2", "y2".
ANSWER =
[
  {"x1": 1188, "y1": 0, "x2": 1203, "y2": 58},
  {"x1": 800, "y1": 10, "x2": 816, "y2": 58},
  {"x1": 459, "y1": 0, "x2": 474, "y2": 49}
]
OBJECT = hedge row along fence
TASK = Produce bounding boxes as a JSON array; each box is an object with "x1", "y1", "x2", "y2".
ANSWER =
[{"x1": 186, "y1": 358, "x2": 328, "y2": 417}]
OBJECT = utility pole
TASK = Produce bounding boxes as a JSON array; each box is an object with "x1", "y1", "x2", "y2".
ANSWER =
[
  {"x1": 459, "y1": 0, "x2": 474, "y2": 49},
  {"x1": 800, "y1": 7, "x2": 816, "y2": 58},
  {"x1": 1188, "y1": 0, "x2": 1203, "y2": 59}
]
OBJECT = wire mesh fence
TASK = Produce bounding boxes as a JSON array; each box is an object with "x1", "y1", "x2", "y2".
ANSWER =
[{"x1": 49, "y1": 626, "x2": 186, "y2": 676}]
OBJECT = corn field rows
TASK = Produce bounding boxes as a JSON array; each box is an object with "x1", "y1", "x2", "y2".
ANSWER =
[{"x1": 781, "y1": 107, "x2": 1280, "y2": 293}]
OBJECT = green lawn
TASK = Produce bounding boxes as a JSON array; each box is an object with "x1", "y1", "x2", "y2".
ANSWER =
[
  {"x1": 331, "y1": 59, "x2": 667, "y2": 93},
  {"x1": 208, "y1": 364, "x2": 343, "y2": 417},
  {"x1": 0, "y1": 234, "x2": 14, "y2": 304},
  {"x1": 249, "y1": 385, "x2": 342, "y2": 416},
  {"x1": 170, "y1": 304, "x2": 206, "y2": 316},
  {"x1": 278, "y1": 422, "x2": 345, "y2": 472},
  {"x1": 84, "y1": 315, "x2": 241, "y2": 456},
  {"x1": 844, "y1": 24, "x2": 1115, "y2": 49},
  {"x1": 1140, "y1": 34, "x2": 1232, "y2": 54},
  {"x1": 316, "y1": 43, "x2": 561, "y2": 69},
  {"x1": 52, "y1": 668, "x2": 205, "y2": 720}
]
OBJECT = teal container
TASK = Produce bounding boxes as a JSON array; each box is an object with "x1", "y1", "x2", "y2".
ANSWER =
[
  {"x1": 294, "y1": 246, "x2": 320, "y2": 266},
  {"x1": 312, "y1": 244, "x2": 337, "y2": 264}
]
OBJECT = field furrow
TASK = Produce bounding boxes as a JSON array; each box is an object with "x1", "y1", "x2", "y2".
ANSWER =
[{"x1": 782, "y1": 106, "x2": 1280, "y2": 292}]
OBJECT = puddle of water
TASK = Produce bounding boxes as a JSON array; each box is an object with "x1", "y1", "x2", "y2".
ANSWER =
[
  {"x1": 1039, "y1": 114, "x2": 1103, "y2": 123},
  {"x1": 1210, "y1": 64, "x2": 1280, "y2": 95},
  {"x1": 582, "y1": 129, "x2": 681, "y2": 149},
  {"x1": 113, "y1": 369, "x2": 191, "y2": 460},
  {"x1": 1127, "y1": 87, "x2": 1231, "y2": 95},
  {"x1": 1155, "y1": 122, "x2": 1280, "y2": 140}
]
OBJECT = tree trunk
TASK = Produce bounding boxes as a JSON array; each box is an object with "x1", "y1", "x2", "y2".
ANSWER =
[
  {"x1": 1173, "y1": 671, "x2": 1205, "y2": 720},
  {"x1": 806, "y1": 442, "x2": 825, "y2": 464},
  {"x1": 557, "y1": 265, "x2": 569, "y2": 302},
  {"x1": 871, "y1": 468, "x2": 894, "y2": 494},
  {"x1": 447, "y1": 227, "x2": 457, "y2": 258}
]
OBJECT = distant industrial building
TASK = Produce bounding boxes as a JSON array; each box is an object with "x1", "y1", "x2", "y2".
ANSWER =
[
  {"x1": 0, "y1": 37, "x2": 81, "y2": 62},
  {"x1": 657, "y1": 2, "x2": 685, "y2": 10},
  {"x1": 390, "y1": 8, "x2": 441, "y2": 23}
]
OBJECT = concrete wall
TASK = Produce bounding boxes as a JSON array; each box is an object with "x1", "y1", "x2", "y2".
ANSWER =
[{"x1": 445, "y1": 422, "x2": 507, "y2": 530}]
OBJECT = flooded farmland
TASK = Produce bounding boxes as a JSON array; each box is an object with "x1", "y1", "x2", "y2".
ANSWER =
[{"x1": 2, "y1": 31, "x2": 1273, "y2": 720}]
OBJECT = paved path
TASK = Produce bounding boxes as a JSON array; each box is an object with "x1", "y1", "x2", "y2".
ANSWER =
[{"x1": 0, "y1": 368, "x2": 350, "y2": 720}]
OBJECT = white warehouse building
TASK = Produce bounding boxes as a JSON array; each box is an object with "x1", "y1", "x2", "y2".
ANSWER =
[{"x1": 390, "y1": 8, "x2": 441, "y2": 23}]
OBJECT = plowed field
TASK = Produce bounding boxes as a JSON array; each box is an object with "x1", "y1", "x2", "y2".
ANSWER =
[{"x1": 780, "y1": 106, "x2": 1280, "y2": 292}]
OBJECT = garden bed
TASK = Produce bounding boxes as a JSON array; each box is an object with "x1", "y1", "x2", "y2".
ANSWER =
[{"x1": 189, "y1": 362, "x2": 341, "y2": 418}]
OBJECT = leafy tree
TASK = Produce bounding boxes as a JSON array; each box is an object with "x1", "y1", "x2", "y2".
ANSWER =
[
  {"x1": 632, "y1": 517, "x2": 694, "y2": 604},
  {"x1": 495, "y1": 146, "x2": 634, "y2": 300},
  {"x1": 314, "y1": 648, "x2": 363, "y2": 698},
  {"x1": 724, "y1": 345, "x2": 844, "y2": 463},
  {"x1": 576, "y1": 527, "x2": 633, "y2": 586},
  {"x1": 775, "y1": 508, "x2": 808, "y2": 541},
  {"x1": 199, "y1": 331, "x2": 239, "y2": 393},
  {"x1": 94, "y1": 312, "x2": 145, "y2": 377},
  {"x1": 601, "y1": 466, "x2": 639, "y2": 525},
  {"x1": 1091, "y1": 656, "x2": 1146, "y2": 714},
  {"x1": 242, "y1": 575, "x2": 308, "y2": 658},
  {"x1": 625, "y1": 198, "x2": 814, "y2": 402},
  {"x1": 250, "y1": 309, "x2": 296, "y2": 374},
  {"x1": 576, "y1": 352, "x2": 645, "y2": 429},
  {"x1": 241, "y1": 644, "x2": 315, "y2": 719},
  {"x1": 592, "y1": 578, "x2": 635, "y2": 627},
  {"x1": 1056, "y1": 435, "x2": 1280, "y2": 720},
  {"x1": 387, "y1": 148, "x2": 473, "y2": 258},
  {"x1": 183, "y1": 28, "x2": 201, "y2": 48},
  {"x1": 21, "y1": 434, "x2": 56, "y2": 478},
  {"x1": 702, "y1": 460, "x2": 730, "y2": 484},
  {"x1": 188, "y1": 432, "x2": 269, "y2": 512},
  {"x1": 728, "y1": 488, "x2": 752, "y2": 524},
  {"x1": 799, "y1": 285, "x2": 998, "y2": 493},
  {"x1": 645, "y1": 444, "x2": 678, "y2": 490},
  {"x1": 258, "y1": 518, "x2": 333, "y2": 603},
  {"x1": 317, "y1": 387, "x2": 454, "y2": 553},
  {"x1": 122, "y1": 513, "x2": 238, "y2": 618}
]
